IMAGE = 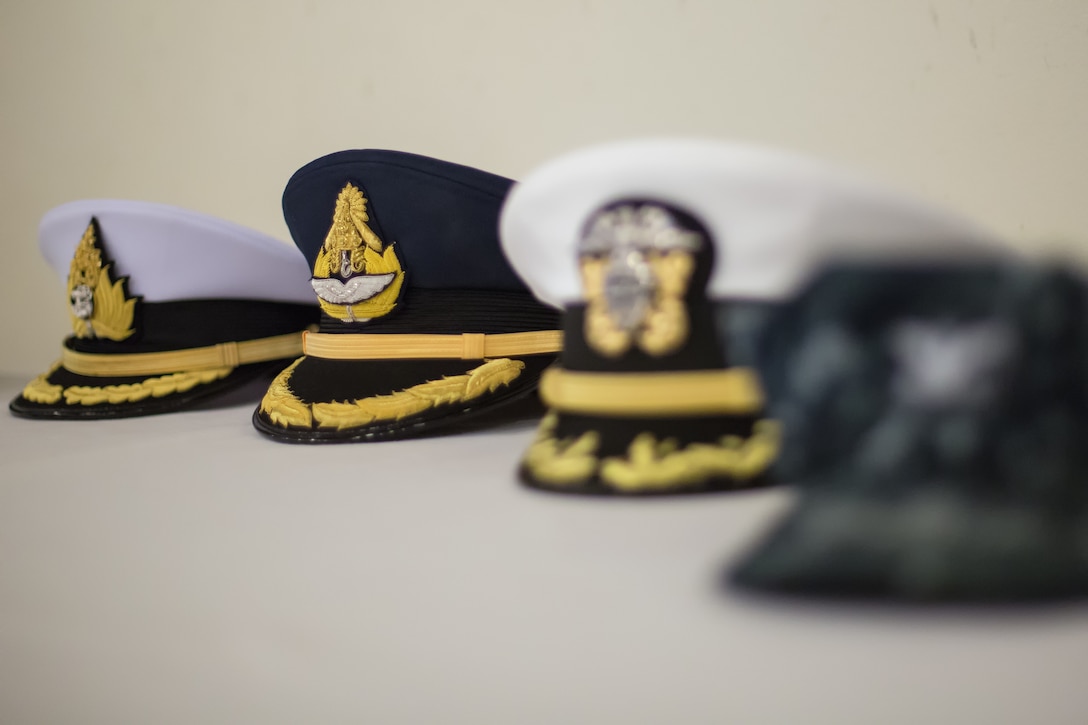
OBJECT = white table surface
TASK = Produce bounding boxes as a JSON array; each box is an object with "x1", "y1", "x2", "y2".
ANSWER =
[{"x1": 1, "y1": 374, "x2": 1086, "y2": 725}]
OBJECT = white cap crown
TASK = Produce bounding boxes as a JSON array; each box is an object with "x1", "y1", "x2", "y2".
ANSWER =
[
  {"x1": 40, "y1": 199, "x2": 315, "y2": 304},
  {"x1": 500, "y1": 139, "x2": 1009, "y2": 307}
]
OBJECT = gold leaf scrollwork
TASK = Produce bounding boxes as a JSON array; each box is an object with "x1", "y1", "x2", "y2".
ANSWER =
[
  {"x1": 259, "y1": 357, "x2": 526, "y2": 431},
  {"x1": 523, "y1": 415, "x2": 781, "y2": 492},
  {"x1": 581, "y1": 256, "x2": 632, "y2": 357},
  {"x1": 522, "y1": 412, "x2": 601, "y2": 484},
  {"x1": 21, "y1": 362, "x2": 64, "y2": 404},
  {"x1": 638, "y1": 252, "x2": 694, "y2": 356},
  {"x1": 259, "y1": 357, "x2": 313, "y2": 428},
  {"x1": 599, "y1": 420, "x2": 781, "y2": 492},
  {"x1": 312, "y1": 358, "x2": 524, "y2": 430},
  {"x1": 21, "y1": 362, "x2": 232, "y2": 407},
  {"x1": 88, "y1": 265, "x2": 137, "y2": 340},
  {"x1": 60, "y1": 368, "x2": 232, "y2": 406}
]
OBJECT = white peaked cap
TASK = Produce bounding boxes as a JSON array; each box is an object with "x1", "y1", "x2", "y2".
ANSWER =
[
  {"x1": 500, "y1": 139, "x2": 1010, "y2": 307},
  {"x1": 39, "y1": 199, "x2": 316, "y2": 304}
]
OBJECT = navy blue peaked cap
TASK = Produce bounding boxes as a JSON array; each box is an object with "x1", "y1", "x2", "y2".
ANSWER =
[
  {"x1": 283, "y1": 149, "x2": 525, "y2": 292},
  {"x1": 255, "y1": 149, "x2": 562, "y2": 443}
]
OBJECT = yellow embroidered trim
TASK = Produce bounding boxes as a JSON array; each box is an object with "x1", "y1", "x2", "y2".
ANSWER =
[
  {"x1": 20, "y1": 360, "x2": 232, "y2": 407},
  {"x1": 600, "y1": 421, "x2": 780, "y2": 492},
  {"x1": 67, "y1": 220, "x2": 137, "y2": 341},
  {"x1": 21, "y1": 362, "x2": 64, "y2": 404},
  {"x1": 259, "y1": 357, "x2": 525, "y2": 430},
  {"x1": 61, "y1": 331, "x2": 306, "y2": 377},
  {"x1": 523, "y1": 412, "x2": 780, "y2": 491},
  {"x1": 61, "y1": 368, "x2": 232, "y2": 406},
  {"x1": 522, "y1": 413, "x2": 601, "y2": 484},
  {"x1": 539, "y1": 366, "x2": 764, "y2": 416},
  {"x1": 302, "y1": 329, "x2": 562, "y2": 360},
  {"x1": 312, "y1": 183, "x2": 405, "y2": 322},
  {"x1": 259, "y1": 357, "x2": 312, "y2": 428},
  {"x1": 312, "y1": 358, "x2": 524, "y2": 429}
]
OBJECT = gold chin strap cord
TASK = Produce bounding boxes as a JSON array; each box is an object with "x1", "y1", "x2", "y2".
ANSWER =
[
  {"x1": 539, "y1": 366, "x2": 765, "y2": 417},
  {"x1": 61, "y1": 331, "x2": 307, "y2": 377},
  {"x1": 302, "y1": 329, "x2": 562, "y2": 360}
]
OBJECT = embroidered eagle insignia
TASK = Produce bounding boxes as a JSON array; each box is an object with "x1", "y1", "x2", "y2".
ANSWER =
[
  {"x1": 311, "y1": 183, "x2": 404, "y2": 322},
  {"x1": 67, "y1": 218, "x2": 138, "y2": 341}
]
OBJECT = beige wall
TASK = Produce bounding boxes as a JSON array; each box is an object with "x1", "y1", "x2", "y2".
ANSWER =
[{"x1": 1, "y1": 0, "x2": 1086, "y2": 376}]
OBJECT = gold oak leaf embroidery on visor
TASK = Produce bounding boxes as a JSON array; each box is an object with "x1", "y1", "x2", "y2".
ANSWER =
[
  {"x1": 258, "y1": 357, "x2": 526, "y2": 430},
  {"x1": 523, "y1": 412, "x2": 781, "y2": 492},
  {"x1": 310, "y1": 183, "x2": 405, "y2": 322},
  {"x1": 67, "y1": 220, "x2": 137, "y2": 341},
  {"x1": 20, "y1": 361, "x2": 232, "y2": 406}
]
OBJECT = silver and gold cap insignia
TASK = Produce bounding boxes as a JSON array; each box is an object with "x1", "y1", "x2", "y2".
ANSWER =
[
  {"x1": 310, "y1": 183, "x2": 405, "y2": 323},
  {"x1": 578, "y1": 203, "x2": 704, "y2": 358},
  {"x1": 66, "y1": 218, "x2": 138, "y2": 342}
]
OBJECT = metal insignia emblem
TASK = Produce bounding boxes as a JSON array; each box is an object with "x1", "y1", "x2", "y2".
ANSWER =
[
  {"x1": 603, "y1": 250, "x2": 653, "y2": 332},
  {"x1": 66, "y1": 219, "x2": 137, "y2": 341},
  {"x1": 70, "y1": 284, "x2": 94, "y2": 321},
  {"x1": 890, "y1": 319, "x2": 1015, "y2": 408},
  {"x1": 579, "y1": 204, "x2": 703, "y2": 357},
  {"x1": 311, "y1": 183, "x2": 405, "y2": 323}
]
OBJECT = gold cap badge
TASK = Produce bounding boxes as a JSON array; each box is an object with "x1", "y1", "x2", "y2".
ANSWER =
[
  {"x1": 66, "y1": 219, "x2": 137, "y2": 341},
  {"x1": 310, "y1": 183, "x2": 404, "y2": 322},
  {"x1": 579, "y1": 204, "x2": 702, "y2": 358}
]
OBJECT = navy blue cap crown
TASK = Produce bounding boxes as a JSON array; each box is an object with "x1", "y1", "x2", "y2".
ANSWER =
[
  {"x1": 283, "y1": 149, "x2": 525, "y2": 292},
  {"x1": 758, "y1": 262, "x2": 1088, "y2": 484}
]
